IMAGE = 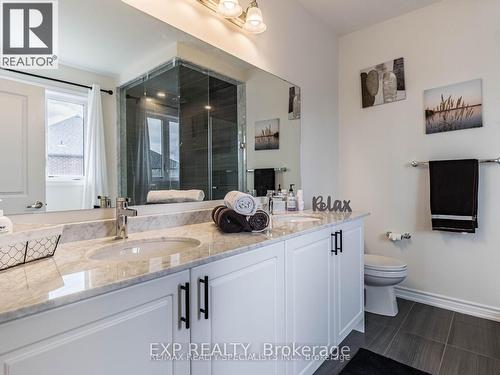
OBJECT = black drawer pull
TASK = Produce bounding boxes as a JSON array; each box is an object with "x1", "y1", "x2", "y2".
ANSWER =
[
  {"x1": 179, "y1": 282, "x2": 190, "y2": 329},
  {"x1": 199, "y1": 276, "x2": 209, "y2": 320},
  {"x1": 331, "y1": 233, "x2": 338, "y2": 255}
]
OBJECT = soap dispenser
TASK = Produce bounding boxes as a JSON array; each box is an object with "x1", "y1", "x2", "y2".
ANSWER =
[
  {"x1": 286, "y1": 184, "x2": 297, "y2": 211},
  {"x1": 0, "y1": 200, "x2": 13, "y2": 235}
]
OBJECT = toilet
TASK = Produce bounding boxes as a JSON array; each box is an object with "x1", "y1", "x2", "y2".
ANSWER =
[{"x1": 364, "y1": 254, "x2": 408, "y2": 316}]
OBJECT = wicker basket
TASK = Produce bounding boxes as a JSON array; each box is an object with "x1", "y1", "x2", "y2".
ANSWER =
[{"x1": 0, "y1": 226, "x2": 63, "y2": 272}]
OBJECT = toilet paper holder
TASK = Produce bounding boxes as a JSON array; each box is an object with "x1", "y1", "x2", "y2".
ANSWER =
[{"x1": 386, "y1": 232, "x2": 412, "y2": 241}]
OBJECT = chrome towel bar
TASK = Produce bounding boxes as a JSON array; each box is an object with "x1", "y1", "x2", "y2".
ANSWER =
[
  {"x1": 411, "y1": 157, "x2": 500, "y2": 167},
  {"x1": 246, "y1": 167, "x2": 288, "y2": 173}
]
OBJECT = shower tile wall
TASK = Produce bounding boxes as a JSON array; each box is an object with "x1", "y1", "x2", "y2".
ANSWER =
[
  {"x1": 178, "y1": 66, "x2": 239, "y2": 200},
  {"x1": 179, "y1": 66, "x2": 209, "y2": 195},
  {"x1": 209, "y1": 76, "x2": 238, "y2": 200}
]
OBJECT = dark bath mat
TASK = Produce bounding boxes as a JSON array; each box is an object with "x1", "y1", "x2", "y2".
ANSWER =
[{"x1": 339, "y1": 348, "x2": 430, "y2": 375}]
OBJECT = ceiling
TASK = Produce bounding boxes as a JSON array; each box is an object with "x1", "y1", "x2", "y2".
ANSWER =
[{"x1": 296, "y1": 0, "x2": 442, "y2": 35}]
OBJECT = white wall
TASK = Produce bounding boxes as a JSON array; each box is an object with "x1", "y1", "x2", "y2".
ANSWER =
[
  {"x1": 122, "y1": 0, "x2": 339, "y2": 206},
  {"x1": 118, "y1": 43, "x2": 177, "y2": 85},
  {"x1": 46, "y1": 181, "x2": 84, "y2": 212},
  {"x1": 177, "y1": 42, "x2": 251, "y2": 83},
  {"x1": 339, "y1": 0, "x2": 500, "y2": 309},
  {"x1": 246, "y1": 69, "x2": 301, "y2": 192}
]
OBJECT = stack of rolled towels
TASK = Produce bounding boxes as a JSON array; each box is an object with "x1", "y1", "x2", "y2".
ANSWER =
[{"x1": 212, "y1": 191, "x2": 270, "y2": 233}]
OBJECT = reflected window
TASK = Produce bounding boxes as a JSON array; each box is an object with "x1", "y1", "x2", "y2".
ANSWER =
[
  {"x1": 147, "y1": 117, "x2": 163, "y2": 178},
  {"x1": 46, "y1": 92, "x2": 87, "y2": 180},
  {"x1": 169, "y1": 121, "x2": 179, "y2": 181}
]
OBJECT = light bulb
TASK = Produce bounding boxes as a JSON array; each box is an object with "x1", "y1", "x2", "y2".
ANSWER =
[
  {"x1": 217, "y1": 0, "x2": 242, "y2": 18},
  {"x1": 244, "y1": 5, "x2": 266, "y2": 33}
]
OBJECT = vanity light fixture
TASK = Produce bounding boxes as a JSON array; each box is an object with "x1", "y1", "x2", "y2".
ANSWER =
[
  {"x1": 243, "y1": 1, "x2": 266, "y2": 34},
  {"x1": 217, "y1": 0, "x2": 243, "y2": 18},
  {"x1": 197, "y1": 0, "x2": 267, "y2": 34},
  {"x1": 157, "y1": 92, "x2": 166, "y2": 98}
]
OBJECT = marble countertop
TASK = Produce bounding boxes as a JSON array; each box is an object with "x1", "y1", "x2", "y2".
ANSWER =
[{"x1": 0, "y1": 211, "x2": 368, "y2": 324}]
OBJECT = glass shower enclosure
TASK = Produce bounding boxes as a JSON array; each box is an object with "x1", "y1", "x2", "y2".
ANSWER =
[{"x1": 119, "y1": 59, "x2": 244, "y2": 205}]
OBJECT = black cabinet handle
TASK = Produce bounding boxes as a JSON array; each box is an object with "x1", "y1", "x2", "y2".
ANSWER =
[
  {"x1": 199, "y1": 276, "x2": 209, "y2": 320},
  {"x1": 331, "y1": 233, "x2": 338, "y2": 255},
  {"x1": 339, "y1": 230, "x2": 343, "y2": 253},
  {"x1": 179, "y1": 282, "x2": 190, "y2": 329}
]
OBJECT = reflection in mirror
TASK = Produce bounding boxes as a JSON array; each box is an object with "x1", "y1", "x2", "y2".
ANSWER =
[
  {"x1": 121, "y1": 60, "x2": 242, "y2": 205},
  {"x1": 0, "y1": 0, "x2": 301, "y2": 216}
]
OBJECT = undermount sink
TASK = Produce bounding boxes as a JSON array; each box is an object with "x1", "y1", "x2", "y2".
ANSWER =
[
  {"x1": 273, "y1": 215, "x2": 322, "y2": 223},
  {"x1": 87, "y1": 238, "x2": 201, "y2": 261}
]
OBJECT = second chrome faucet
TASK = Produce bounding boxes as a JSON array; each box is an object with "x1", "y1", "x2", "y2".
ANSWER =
[{"x1": 115, "y1": 198, "x2": 137, "y2": 240}]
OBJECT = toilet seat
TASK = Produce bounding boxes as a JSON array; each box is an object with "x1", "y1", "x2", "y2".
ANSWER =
[
  {"x1": 365, "y1": 268, "x2": 407, "y2": 279},
  {"x1": 364, "y1": 254, "x2": 407, "y2": 272}
]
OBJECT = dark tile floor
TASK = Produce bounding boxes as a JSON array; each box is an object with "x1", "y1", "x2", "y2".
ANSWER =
[{"x1": 314, "y1": 299, "x2": 500, "y2": 375}]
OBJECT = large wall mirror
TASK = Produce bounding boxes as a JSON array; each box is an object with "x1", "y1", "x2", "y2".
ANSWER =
[{"x1": 0, "y1": 0, "x2": 301, "y2": 216}]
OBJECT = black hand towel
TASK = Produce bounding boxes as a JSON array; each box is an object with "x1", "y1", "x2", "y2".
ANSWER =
[
  {"x1": 214, "y1": 207, "x2": 252, "y2": 233},
  {"x1": 248, "y1": 210, "x2": 270, "y2": 232},
  {"x1": 254, "y1": 168, "x2": 276, "y2": 197},
  {"x1": 429, "y1": 159, "x2": 479, "y2": 233},
  {"x1": 212, "y1": 205, "x2": 226, "y2": 224}
]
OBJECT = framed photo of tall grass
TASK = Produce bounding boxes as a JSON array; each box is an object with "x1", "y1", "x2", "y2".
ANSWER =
[
  {"x1": 255, "y1": 119, "x2": 280, "y2": 151},
  {"x1": 424, "y1": 79, "x2": 483, "y2": 134}
]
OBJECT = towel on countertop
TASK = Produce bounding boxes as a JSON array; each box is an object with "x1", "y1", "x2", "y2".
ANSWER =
[
  {"x1": 429, "y1": 159, "x2": 479, "y2": 233},
  {"x1": 147, "y1": 189, "x2": 205, "y2": 204},
  {"x1": 213, "y1": 206, "x2": 252, "y2": 233},
  {"x1": 211, "y1": 205, "x2": 270, "y2": 233},
  {"x1": 224, "y1": 191, "x2": 258, "y2": 216},
  {"x1": 254, "y1": 168, "x2": 275, "y2": 197},
  {"x1": 248, "y1": 210, "x2": 270, "y2": 232}
]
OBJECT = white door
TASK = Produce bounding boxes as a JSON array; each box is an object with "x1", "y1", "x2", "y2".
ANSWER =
[
  {"x1": 285, "y1": 228, "x2": 334, "y2": 375},
  {"x1": 190, "y1": 242, "x2": 286, "y2": 375},
  {"x1": 0, "y1": 78, "x2": 46, "y2": 214},
  {"x1": 333, "y1": 220, "x2": 365, "y2": 343},
  {"x1": 0, "y1": 271, "x2": 191, "y2": 375}
]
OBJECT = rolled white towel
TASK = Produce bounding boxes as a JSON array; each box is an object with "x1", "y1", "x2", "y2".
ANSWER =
[
  {"x1": 147, "y1": 190, "x2": 205, "y2": 204},
  {"x1": 224, "y1": 191, "x2": 258, "y2": 216}
]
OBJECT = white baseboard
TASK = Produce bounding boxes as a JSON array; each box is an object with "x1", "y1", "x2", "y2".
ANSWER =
[{"x1": 395, "y1": 286, "x2": 500, "y2": 322}]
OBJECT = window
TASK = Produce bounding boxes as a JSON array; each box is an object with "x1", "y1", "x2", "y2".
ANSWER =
[
  {"x1": 46, "y1": 91, "x2": 87, "y2": 180},
  {"x1": 147, "y1": 117, "x2": 164, "y2": 178},
  {"x1": 169, "y1": 121, "x2": 180, "y2": 181}
]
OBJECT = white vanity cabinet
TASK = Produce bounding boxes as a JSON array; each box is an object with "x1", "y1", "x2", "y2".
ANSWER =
[
  {"x1": 284, "y1": 228, "x2": 334, "y2": 375},
  {"x1": 0, "y1": 271, "x2": 191, "y2": 375},
  {"x1": 332, "y1": 219, "x2": 365, "y2": 343},
  {"x1": 190, "y1": 241, "x2": 286, "y2": 375},
  {"x1": 284, "y1": 218, "x2": 365, "y2": 375},
  {"x1": 0, "y1": 217, "x2": 365, "y2": 375}
]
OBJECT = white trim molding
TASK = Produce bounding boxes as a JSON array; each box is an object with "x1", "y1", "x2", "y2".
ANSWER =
[{"x1": 395, "y1": 286, "x2": 500, "y2": 323}]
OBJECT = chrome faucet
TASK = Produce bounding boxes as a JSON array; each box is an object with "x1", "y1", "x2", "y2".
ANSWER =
[{"x1": 115, "y1": 198, "x2": 137, "y2": 240}]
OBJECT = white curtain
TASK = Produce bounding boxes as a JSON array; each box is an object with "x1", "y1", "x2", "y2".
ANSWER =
[{"x1": 82, "y1": 84, "x2": 109, "y2": 209}]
